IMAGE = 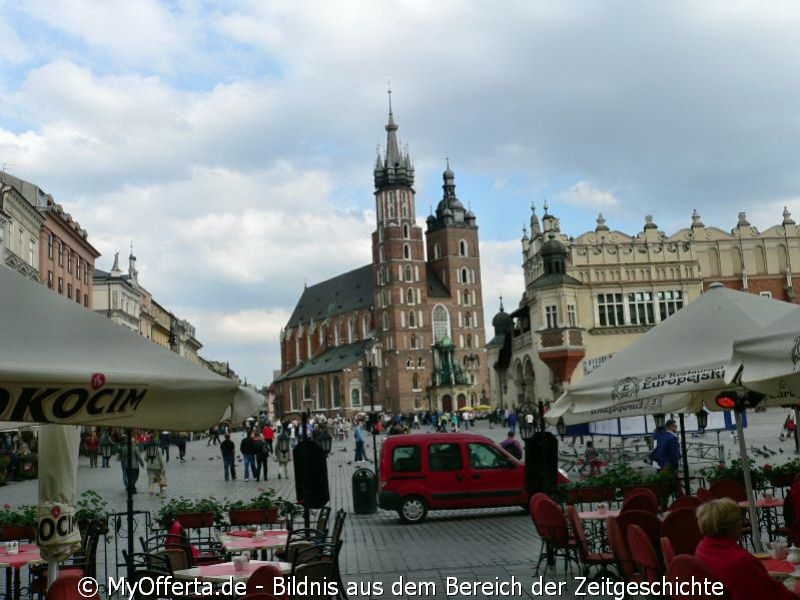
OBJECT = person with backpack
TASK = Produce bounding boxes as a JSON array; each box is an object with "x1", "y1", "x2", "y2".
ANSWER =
[{"x1": 500, "y1": 431, "x2": 523, "y2": 460}]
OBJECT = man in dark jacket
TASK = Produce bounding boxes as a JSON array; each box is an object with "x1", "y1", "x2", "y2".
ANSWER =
[
  {"x1": 652, "y1": 419, "x2": 680, "y2": 472},
  {"x1": 220, "y1": 434, "x2": 236, "y2": 481},
  {"x1": 240, "y1": 433, "x2": 256, "y2": 482}
]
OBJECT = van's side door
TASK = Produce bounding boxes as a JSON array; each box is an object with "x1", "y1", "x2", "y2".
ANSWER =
[
  {"x1": 465, "y1": 442, "x2": 526, "y2": 507},
  {"x1": 426, "y1": 442, "x2": 470, "y2": 508}
]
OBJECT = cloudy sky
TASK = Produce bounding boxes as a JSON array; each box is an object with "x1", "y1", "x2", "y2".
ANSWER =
[{"x1": 2, "y1": 1, "x2": 800, "y2": 386}]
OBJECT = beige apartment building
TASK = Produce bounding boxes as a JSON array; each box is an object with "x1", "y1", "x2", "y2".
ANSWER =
[{"x1": 488, "y1": 205, "x2": 800, "y2": 411}]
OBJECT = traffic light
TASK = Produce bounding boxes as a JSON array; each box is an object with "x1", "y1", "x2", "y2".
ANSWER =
[{"x1": 714, "y1": 390, "x2": 764, "y2": 411}]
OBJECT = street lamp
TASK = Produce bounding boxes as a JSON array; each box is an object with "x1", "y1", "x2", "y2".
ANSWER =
[
  {"x1": 653, "y1": 413, "x2": 666, "y2": 430},
  {"x1": 363, "y1": 339, "x2": 380, "y2": 475},
  {"x1": 695, "y1": 408, "x2": 709, "y2": 431},
  {"x1": 519, "y1": 422, "x2": 534, "y2": 442}
]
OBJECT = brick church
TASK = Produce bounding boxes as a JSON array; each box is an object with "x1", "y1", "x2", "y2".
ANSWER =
[{"x1": 275, "y1": 98, "x2": 490, "y2": 418}]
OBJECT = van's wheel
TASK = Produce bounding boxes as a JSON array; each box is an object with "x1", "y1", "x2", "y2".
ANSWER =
[{"x1": 398, "y1": 496, "x2": 428, "y2": 524}]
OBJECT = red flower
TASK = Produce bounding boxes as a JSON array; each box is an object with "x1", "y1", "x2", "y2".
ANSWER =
[
  {"x1": 763, "y1": 464, "x2": 774, "y2": 471},
  {"x1": 3, "y1": 503, "x2": 11, "y2": 509},
  {"x1": 52, "y1": 507, "x2": 61, "y2": 518}
]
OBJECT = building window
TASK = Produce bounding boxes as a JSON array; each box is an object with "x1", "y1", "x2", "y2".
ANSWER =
[
  {"x1": 405, "y1": 265, "x2": 412, "y2": 281},
  {"x1": 406, "y1": 288, "x2": 414, "y2": 304},
  {"x1": 463, "y1": 290, "x2": 470, "y2": 305},
  {"x1": 408, "y1": 311, "x2": 416, "y2": 328},
  {"x1": 403, "y1": 223, "x2": 410, "y2": 238},
  {"x1": 567, "y1": 304, "x2": 577, "y2": 327},
  {"x1": 657, "y1": 290, "x2": 684, "y2": 321},
  {"x1": 67, "y1": 283, "x2": 72, "y2": 299},
  {"x1": 760, "y1": 291, "x2": 773, "y2": 299},
  {"x1": 84, "y1": 294, "x2": 88, "y2": 307},
  {"x1": 597, "y1": 293, "x2": 625, "y2": 327},
  {"x1": 303, "y1": 379, "x2": 312, "y2": 401},
  {"x1": 460, "y1": 268, "x2": 468, "y2": 284},
  {"x1": 67, "y1": 250, "x2": 72, "y2": 273},
  {"x1": 58, "y1": 242, "x2": 63, "y2": 266},
  {"x1": 412, "y1": 373, "x2": 419, "y2": 390},
  {"x1": 628, "y1": 292, "x2": 655, "y2": 325},
  {"x1": 466, "y1": 334, "x2": 473, "y2": 348},
  {"x1": 47, "y1": 271, "x2": 53, "y2": 289},
  {"x1": 47, "y1": 235, "x2": 54, "y2": 259},
  {"x1": 291, "y1": 383, "x2": 299, "y2": 411},
  {"x1": 332, "y1": 376, "x2": 342, "y2": 408},
  {"x1": 545, "y1": 305, "x2": 558, "y2": 328},
  {"x1": 350, "y1": 388, "x2": 361, "y2": 407},
  {"x1": 464, "y1": 312, "x2": 472, "y2": 327},
  {"x1": 29, "y1": 239, "x2": 35, "y2": 265},
  {"x1": 459, "y1": 240, "x2": 467, "y2": 256},
  {"x1": 432, "y1": 305, "x2": 451, "y2": 342},
  {"x1": 434, "y1": 243, "x2": 441, "y2": 259},
  {"x1": 58, "y1": 277, "x2": 63, "y2": 294},
  {"x1": 410, "y1": 335, "x2": 418, "y2": 349},
  {"x1": 84, "y1": 264, "x2": 88, "y2": 285},
  {"x1": 382, "y1": 312, "x2": 389, "y2": 330}
]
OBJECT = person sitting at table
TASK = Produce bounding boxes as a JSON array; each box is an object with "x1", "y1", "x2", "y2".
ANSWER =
[{"x1": 695, "y1": 498, "x2": 800, "y2": 600}]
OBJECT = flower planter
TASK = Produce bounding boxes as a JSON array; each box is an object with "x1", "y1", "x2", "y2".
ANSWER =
[
  {"x1": 768, "y1": 473, "x2": 798, "y2": 489},
  {"x1": 171, "y1": 512, "x2": 215, "y2": 529},
  {"x1": 622, "y1": 483, "x2": 672, "y2": 500},
  {"x1": 577, "y1": 487, "x2": 616, "y2": 504},
  {"x1": 228, "y1": 507, "x2": 279, "y2": 526},
  {"x1": 0, "y1": 524, "x2": 37, "y2": 541}
]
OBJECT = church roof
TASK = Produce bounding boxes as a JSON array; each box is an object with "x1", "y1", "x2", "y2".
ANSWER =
[
  {"x1": 286, "y1": 264, "x2": 374, "y2": 328},
  {"x1": 275, "y1": 340, "x2": 371, "y2": 381}
]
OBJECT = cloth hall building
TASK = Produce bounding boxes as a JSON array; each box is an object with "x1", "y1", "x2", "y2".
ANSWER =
[{"x1": 275, "y1": 105, "x2": 490, "y2": 418}]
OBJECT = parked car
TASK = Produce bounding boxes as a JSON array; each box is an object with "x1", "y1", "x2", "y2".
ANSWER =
[{"x1": 378, "y1": 432, "x2": 531, "y2": 523}]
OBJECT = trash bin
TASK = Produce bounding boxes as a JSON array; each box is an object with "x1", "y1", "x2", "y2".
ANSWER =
[{"x1": 352, "y1": 468, "x2": 377, "y2": 514}]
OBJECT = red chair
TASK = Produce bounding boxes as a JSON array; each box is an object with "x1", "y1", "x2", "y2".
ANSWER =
[
  {"x1": 614, "y1": 510, "x2": 663, "y2": 564},
  {"x1": 661, "y1": 508, "x2": 703, "y2": 556},
  {"x1": 606, "y1": 516, "x2": 640, "y2": 583},
  {"x1": 696, "y1": 488, "x2": 714, "y2": 503},
  {"x1": 667, "y1": 496, "x2": 702, "y2": 512},
  {"x1": 666, "y1": 555, "x2": 725, "y2": 600},
  {"x1": 623, "y1": 486, "x2": 658, "y2": 505},
  {"x1": 529, "y1": 493, "x2": 554, "y2": 572},
  {"x1": 531, "y1": 495, "x2": 580, "y2": 575},
  {"x1": 48, "y1": 573, "x2": 99, "y2": 600},
  {"x1": 621, "y1": 493, "x2": 659, "y2": 515},
  {"x1": 660, "y1": 537, "x2": 675, "y2": 568},
  {"x1": 565, "y1": 505, "x2": 617, "y2": 580},
  {"x1": 246, "y1": 564, "x2": 286, "y2": 597},
  {"x1": 626, "y1": 524, "x2": 662, "y2": 584},
  {"x1": 709, "y1": 479, "x2": 747, "y2": 502}
]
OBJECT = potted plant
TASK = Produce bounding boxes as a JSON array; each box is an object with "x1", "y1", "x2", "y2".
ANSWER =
[
  {"x1": 763, "y1": 459, "x2": 800, "y2": 488},
  {"x1": 227, "y1": 490, "x2": 281, "y2": 526},
  {"x1": 75, "y1": 490, "x2": 110, "y2": 535},
  {"x1": 156, "y1": 496, "x2": 226, "y2": 529},
  {"x1": 0, "y1": 503, "x2": 37, "y2": 541}
]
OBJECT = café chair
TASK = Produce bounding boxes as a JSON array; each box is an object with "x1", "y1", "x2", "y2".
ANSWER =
[
  {"x1": 531, "y1": 494, "x2": 580, "y2": 575},
  {"x1": 621, "y1": 493, "x2": 659, "y2": 515},
  {"x1": 246, "y1": 563, "x2": 287, "y2": 597},
  {"x1": 666, "y1": 496, "x2": 702, "y2": 512},
  {"x1": 667, "y1": 555, "x2": 726, "y2": 600},
  {"x1": 606, "y1": 516, "x2": 639, "y2": 583},
  {"x1": 661, "y1": 508, "x2": 703, "y2": 556},
  {"x1": 660, "y1": 537, "x2": 675, "y2": 569},
  {"x1": 47, "y1": 573, "x2": 99, "y2": 600},
  {"x1": 565, "y1": 505, "x2": 617, "y2": 581},
  {"x1": 627, "y1": 524, "x2": 662, "y2": 584}
]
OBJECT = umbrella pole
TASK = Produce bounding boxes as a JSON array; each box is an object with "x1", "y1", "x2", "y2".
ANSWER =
[
  {"x1": 126, "y1": 430, "x2": 134, "y2": 579},
  {"x1": 735, "y1": 410, "x2": 762, "y2": 553},
  {"x1": 679, "y1": 414, "x2": 691, "y2": 495},
  {"x1": 794, "y1": 407, "x2": 800, "y2": 455}
]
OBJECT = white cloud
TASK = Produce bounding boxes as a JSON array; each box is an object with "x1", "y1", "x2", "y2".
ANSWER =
[{"x1": 557, "y1": 181, "x2": 619, "y2": 209}]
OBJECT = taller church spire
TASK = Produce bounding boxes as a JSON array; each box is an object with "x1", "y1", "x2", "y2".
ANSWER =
[{"x1": 374, "y1": 88, "x2": 414, "y2": 191}]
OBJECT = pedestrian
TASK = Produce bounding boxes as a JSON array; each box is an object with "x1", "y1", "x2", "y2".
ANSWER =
[
  {"x1": 583, "y1": 441, "x2": 602, "y2": 476},
  {"x1": 651, "y1": 419, "x2": 680, "y2": 472},
  {"x1": 289, "y1": 421, "x2": 297, "y2": 450},
  {"x1": 118, "y1": 436, "x2": 145, "y2": 494},
  {"x1": 507, "y1": 411, "x2": 518, "y2": 435},
  {"x1": 499, "y1": 431, "x2": 523, "y2": 460},
  {"x1": 258, "y1": 433, "x2": 271, "y2": 481},
  {"x1": 145, "y1": 443, "x2": 167, "y2": 496},
  {"x1": 85, "y1": 431, "x2": 99, "y2": 468},
  {"x1": 220, "y1": 433, "x2": 236, "y2": 481},
  {"x1": 240, "y1": 431, "x2": 256, "y2": 482},
  {"x1": 252, "y1": 432, "x2": 266, "y2": 482},
  {"x1": 262, "y1": 422, "x2": 275, "y2": 454},
  {"x1": 354, "y1": 418, "x2": 366, "y2": 462},
  {"x1": 159, "y1": 431, "x2": 171, "y2": 462},
  {"x1": 99, "y1": 429, "x2": 113, "y2": 468},
  {"x1": 275, "y1": 431, "x2": 291, "y2": 479},
  {"x1": 176, "y1": 432, "x2": 186, "y2": 463}
]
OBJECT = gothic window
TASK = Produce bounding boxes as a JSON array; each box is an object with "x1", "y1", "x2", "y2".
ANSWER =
[
  {"x1": 379, "y1": 246, "x2": 385, "y2": 262},
  {"x1": 463, "y1": 290, "x2": 470, "y2": 305},
  {"x1": 411, "y1": 334, "x2": 418, "y2": 349},
  {"x1": 388, "y1": 201, "x2": 395, "y2": 219},
  {"x1": 466, "y1": 334, "x2": 473, "y2": 348},
  {"x1": 362, "y1": 315, "x2": 369, "y2": 337},
  {"x1": 332, "y1": 376, "x2": 342, "y2": 407},
  {"x1": 407, "y1": 288, "x2": 414, "y2": 304},
  {"x1": 461, "y1": 268, "x2": 468, "y2": 283},
  {"x1": 348, "y1": 318, "x2": 354, "y2": 343},
  {"x1": 418, "y1": 356, "x2": 424, "y2": 367},
  {"x1": 408, "y1": 310, "x2": 416, "y2": 328},
  {"x1": 464, "y1": 312, "x2": 472, "y2": 327},
  {"x1": 405, "y1": 265, "x2": 412, "y2": 281},
  {"x1": 401, "y1": 201, "x2": 409, "y2": 218},
  {"x1": 403, "y1": 223, "x2": 410, "y2": 238},
  {"x1": 432, "y1": 305, "x2": 451, "y2": 342},
  {"x1": 291, "y1": 383, "x2": 299, "y2": 411},
  {"x1": 459, "y1": 240, "x2": 468, "y2": 256},
  {"x1": 412, "y1": 373, "x2": 419, "y2": 390},
  {"x1": 304, "y1": 379, "x2": 312, "y2": 400},
  {"x1": 317, "y1": 378, "x2": 326, "y2": 408},
  {"x1": 404, "y1": 244, "x2": 410, "y2": 259},
  {"x1": 350, "y1": 388, "x2": 361, "y2": 407},
  {"x1": 382, "y1": 312, "x2": 389, "y2": 330},
  {"x1": 434, "y1": 244, "x2": 441, "y2": 259}
]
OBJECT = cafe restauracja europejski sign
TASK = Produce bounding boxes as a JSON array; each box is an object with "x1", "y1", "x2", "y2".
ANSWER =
[{"x1": 0, "y1": 384, "x2": 147, "y2": 423}]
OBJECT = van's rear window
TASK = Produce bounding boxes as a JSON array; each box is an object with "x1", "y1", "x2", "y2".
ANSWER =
[{"x1": 392, "y1": 446, "x2": 421, "y2": 472}]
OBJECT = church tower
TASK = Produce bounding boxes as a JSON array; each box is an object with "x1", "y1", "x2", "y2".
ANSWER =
[
  {"x1": 371, "y1": 92, "x2": 431, "y2": 414},
  {"x1": 425, "y1": 161, "x2": 487, "y2": 411}
]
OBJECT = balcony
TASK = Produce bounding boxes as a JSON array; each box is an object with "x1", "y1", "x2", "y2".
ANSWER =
[
  {"x1": 536, "y1": 327, "x2": 586, "y2": 382},
  {"x1": 4, "y1": 248, "x2": 39, "y2": 282}
]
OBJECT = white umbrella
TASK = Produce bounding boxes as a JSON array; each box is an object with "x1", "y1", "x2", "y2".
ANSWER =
[
  {"x1": 0, "y1": 266, "x2": 262, "y2": 578},
  {"x1": 547, "y1": 283, "x2": 796, "y2": 552}
]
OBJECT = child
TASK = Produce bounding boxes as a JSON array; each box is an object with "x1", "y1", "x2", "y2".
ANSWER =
[{"x1": 584, "y1": 441, "x2": 602, "y2": 476}]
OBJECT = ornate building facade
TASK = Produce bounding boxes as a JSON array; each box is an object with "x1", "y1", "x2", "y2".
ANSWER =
[
  {"x1": 488, "y1": 205, "x2": 800, "y2": 412},
  {"x1": 276, "y1": 102, "x2": 490, "y2": 418}
]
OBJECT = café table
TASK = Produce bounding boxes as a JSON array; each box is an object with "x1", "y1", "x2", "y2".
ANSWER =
[
  {"x1": 739, "y1": 498, "x2": 784, "y2": 542},
  {"x1": 172, "y1": 559, "x2": 291, "y2": 584},
  {"x1": 217, "y1": 530, "x2": 289, "y2": 560},
  {"x1": 578, "y1": 509, "x2": 621, "y2": 553},
  {"x1": 0, "y1": 543, "x2": 45, "y2": 600}
]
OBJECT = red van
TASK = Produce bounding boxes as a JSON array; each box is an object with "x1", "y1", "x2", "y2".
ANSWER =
[{"x1": 377, "y1": 433, "x2": 528, "y2": 523}]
